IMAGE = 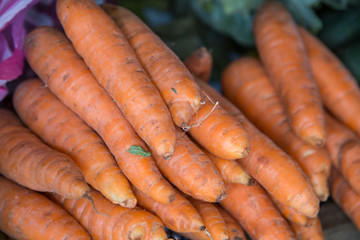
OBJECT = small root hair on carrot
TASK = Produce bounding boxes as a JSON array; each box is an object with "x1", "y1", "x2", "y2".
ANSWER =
[
  {"x1": 83, "y1": 192, "x2": 109, "y2": 217},
  {"x1": 182, "y1": 101, "x2": 219, "y2": 132}
]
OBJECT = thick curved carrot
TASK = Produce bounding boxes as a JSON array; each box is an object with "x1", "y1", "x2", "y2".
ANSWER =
[
  {"x1": 221, "y1": 57, "x2": 331, "y2": 201},
  {"x1": 220, "y1": 183, "x2": 296, "y2": 240},
  {"x1": 132, "y1": 186, "x2": 205, "y2": 233},
  {"x1": 48, "y1": 188, "x2": 168, "y2": 240},
  {"x1": 253, "y1": 1, "x2": 325, "y2": 147},
  {"x1": 299, "y1": 27, "x2": 360, "y2": 137},
  {"x1": 56, "y1": 0, "x2": 176, "y2": 159},
  {"x1": 151, "y1": 127, "x2": 226, "y2": 202},
  {"x1": 215, "y1": 205, "x2": 247, "y2": 240},
  {"x1": 197, "y1": 80, "x2": 320, "y2": 218},
  {"x1": 184, "y1": 47, "x2": 213, "y2": 82},
  {"x1": 25, "y1": 26, "x2": 175, "y2": 204},
  {"x1": 0, "y1": 176, "x2": 91, "y2": 240},
  {"x1": 290, "y1": 217, "x2": 323, "y2": 240},
  {"x1": 0, "y1": 109, "x2": 89, "y2": 199},
  {"x1": 103, "y1": 4, "x2": 203, "y2": 128},
  {"x1": 13, "y1": 78, "x2": 136, "y2": 207},
  {"x1": 324, "y1": 112, "x2": 360, "y2": 195}
]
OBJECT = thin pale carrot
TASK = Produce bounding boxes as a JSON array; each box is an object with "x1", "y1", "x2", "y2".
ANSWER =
[
  {"x1": 215, "y1": 205, "x2": 247, "y2": 240},
  {"x1": 184, "y1": 47, "x2": 213, "y2": 82},
  {"x1": 253, "y1": 1, "x2": 325, "y2": 147},
  {"x1": 56, "y1": 0, "x2": 176, "y2": 159},
  {"x1": 290, "y1": 217, "x2": 323, "y2": 240}
]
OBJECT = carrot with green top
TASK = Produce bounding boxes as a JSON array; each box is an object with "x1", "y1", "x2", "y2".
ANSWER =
[
  {"x1": 184, "y1": 47, "x2": 213, "y2": 83},
  {"x1": 0, "y1": 109, "x2": 89, "y2": 199},
  {"x1": 56, "y1": 0, "x2": 176, "y2": 159},
  {"x1": 215, "y1": 205, "x2": 247, "y2": 240},
  {"x1": 290, "y1": 217, "x2": 323, "y2": 240},
  {"x1": 25, "y1": 26, "x2": 175, "y2": 204},
  {"x1": 13, "y1": 78, "x2": 136, "y2": 207},
  {"x1": 254, "y1": 1, "x2": 325, "y2": 147}
]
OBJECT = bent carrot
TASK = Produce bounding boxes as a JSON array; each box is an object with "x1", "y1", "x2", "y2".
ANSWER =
[
  {"x1": 0, "y1": 176, "x2": 91, "y2": 240},
  {"x1": 48, "y1": 188, "x2": 168, "y2": 240},
  {"x1": 25, "y1": 26, "x2": 175, "y2": 204},
  {"x1": 56, "y1": 0, "x2": 176, "y2": 159},
  {"x1": 215, "y1": 205, "x2": 247, "y2": 240},
  {"x1": 0, "y1": 108, "x2": 89, "y2": 199},
  {"x1": 290, "y1": 217, "x2": 323, "y2": 240},
  {"x1": 221, "y1": 57, "x2": 331, "y2": 201},
  {"x1": 103, "y1": 4, "x2": 203, "y2": 128},
  {"x1": 13, "y1": 78, "x2": 136, "y2": 207},
  {"x1": 253, "y1": 1, "x2": 325, "y2": 147},
  {"x1": 184, "y1": 47, "x2": 213, "y2": 82},
  {"x1": 197, "y1": 80, "x2": 320, "y2": 218},
  {"x1": 299, "y1": 26, "x2": 360, "y2": 137}
]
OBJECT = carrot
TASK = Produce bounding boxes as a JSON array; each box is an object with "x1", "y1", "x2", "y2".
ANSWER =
[
  {"x1": 324, "y1": 112, "x2": 360, "y2": 195},
  {"x1": 103, "y1": 4, "x2": 204, "y2": 128},
  {"x1": 329, "y1": 167, "x2": 360, "y2": 230},
  {"x1": 299, "y1": 26, "x2": 360, "y2": 137},
  {"x1": 187, "y1": 197, "x2": 230, "y2": 240},
  {"x1": 220, "y1": 183, "x2": 296, "y2": 240},
  {"x1": 253, "y1": 0, "x2": 325, "y2": 147},
  {"x1": 184, "y1": 47, "x2": 213, "y2": 82},
  {"x1": 132, "y1": 186, "x2": 205, "y2": 233},
  {"x1": 56, "y1": 0, "x2": 176, "y2": 159},
  {"x1": 215, "y1": 205, "x2": 247, "y2": 240},
  {"x1": 197, "y1": 80, "x2": 320, "y2": 218},
  {"x1": 25, "y1": 26, "x2": 175, "y2": 204},
  {"x1": 48, "y1": 188, "x2": 168, "y2": 240},
  {"x1": 290, "y1": 217, "x2": 323, "y2": 240},
  {"x1": 151, "y1": 127, "x2": 226, "y2": 202},
  {"x1": 180, "y1": 231, "x2": 212, "y2": 240},
  {"x1": 13, "y1": 78, "x2": 136, "y2": 207},
  {"x1": 221, "y1": 56, "x2": 331, "y2": 201},
  {"x1": 0, "y1": 108, "x2": 89, "y2": 199},
  {"x1": 0, "y1": 176, "x2": 91, "y2": 240}
]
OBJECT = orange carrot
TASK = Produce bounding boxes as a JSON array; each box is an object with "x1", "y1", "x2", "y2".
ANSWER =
[
  {"x1": 215, "y1": 205, "x2": 247, "y2": 240},
  {"x1": 324, "y1": 112, "x2": 360, "y2": 195},
  {"x1": 56, "y1": 0, "x2": 176, "y2": 159},
  {"x1": 299, "y1": 26, "x2": 360, "y2": 137},
  {"x1": 151, "y1": 127, "x2": 226, "y2": 202},
  {"x1": 0, "y1": 176, "x2": 91, "y2": 240},
  {"x1": 253, "y1": 1, "x2": 325, "y2": 147},
  {"x1": 184, "y1": 47, "x2": 213, "y2": 82},
  {"x1": 13, "y1": 78, "x2": 136, "y2": 207},
  {"x1": 290, "y1": 217, "x2": 323, "y2": 240},
  {"x1": 0, "y1": 108, "x2": 89, "y2": 199},
  {"x1": 103, "y1": 4, "x2": 204, "y2": 128},
  {"x1": 221, "y1": 56, "x2": 331, "y2": 201},
  {"x1": 220, "y1": 183, "x2": 296, "y2": 240},
  {"x1": 48, "y1": 188, "x2": 168, "y2": 240},
  {"x1": 180, "y1": 231, "x2": 212, "y2": 240},
  {"x1": 25, "y1": 26, "x2": 175, "y2": 204},
  {"x1": 132, "y1": 186, "x2": 205, "y2": 233},
  {"x1": 197, "y1": 80, "x2": 319, "y2": 218}
]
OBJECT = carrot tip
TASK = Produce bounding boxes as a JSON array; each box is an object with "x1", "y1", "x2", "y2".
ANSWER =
[
  {"x1": 216, "y1": 192, "x2": 227, "y2": 202},
  {"x1": 164, "y1": 152, "x2": 173, "y2": 160},
  {"x1": 200, "y1": 225, "x2": 206, "y2": 231},
  {"x1": 247, "y1": 178, "x2": 256, "y2": 186}
]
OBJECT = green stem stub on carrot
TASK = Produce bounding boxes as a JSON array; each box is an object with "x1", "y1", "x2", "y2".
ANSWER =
[{"x1": 127, "y1": 145, "x2": 151, "y2": 157}]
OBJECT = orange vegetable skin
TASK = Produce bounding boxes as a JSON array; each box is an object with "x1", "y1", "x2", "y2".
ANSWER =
[
  {"x1": 299, "y1": 26, "x2": 360, "y2": 137},
  {"x1": 56, "y1": 0, "x2": 176, "y2": 159},
  {"x1": 254, "y1": 1, "x2": 325, "y2": 147},
  {"x1": 13, "y1": 78, "x2": 135, "y2": 207},
  {"x1": 197, "y1": 80, "x2": 320, "y2": 218},
  {"x1": 184, "y1": 47, "x2": 213, "y2": 82},
  {"x1": 221, "y1": 57, "x2": 330, "y2": 201},
  {"x1": 215, "y1": 205, "x2": 247, "y2": 240},
  {"x1": 133, "y1": 187, "x2": 205, "y2": 233},
  {"x1": 0, "y1": 109, "x2": 89, "y2": 199},
  {"x1": 103, "y1": 4, "x2": 203, "y2": 128},
  {"x1": 25, "y1": 26, "x2": 175, "y2": 204},
  {"x1": 220, "y1": 183, "x2": 296, "y2": 240},
  {"x1": 0, "y1": 177, "x2": 90, "y2": 240},
  {"x1": 180, "y1": 231, "x2": 212, "y2": 240},
  {"x1": 290, "y1": 217, "x2": 323, "y2": 240},
  {"x1": 151, "y1": 128, "x2": 226, "y2": 202},
  {"x1": 48, "y1": 188, "x2": 167, "y2": 240}
]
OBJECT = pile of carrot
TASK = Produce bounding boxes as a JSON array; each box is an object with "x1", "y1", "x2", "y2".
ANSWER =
[{"x1": 0, "y1": 0, "x2": 359, "y2": 239}]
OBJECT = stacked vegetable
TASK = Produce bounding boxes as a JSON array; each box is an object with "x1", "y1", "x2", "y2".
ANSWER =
[{"x1": 0, "y1": 0, "x2": 359, "y2": 239}]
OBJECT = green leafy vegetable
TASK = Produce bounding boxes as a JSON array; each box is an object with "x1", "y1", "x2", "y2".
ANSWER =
[{"x1": 127, "y1": 145, "x2": 151, "y2": 157}]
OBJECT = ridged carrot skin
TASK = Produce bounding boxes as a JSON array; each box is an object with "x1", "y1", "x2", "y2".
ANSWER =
[
  {"x1": 133, "y1": 187, "x2": 205, "y2": 233},
  {"x1": 221, "y1": 57, "x2": 331, "y2": 201},
  {"x1": 103, "y1": 4, "x2": 203, "y2": 128},
  {"x1": 299, "y1": 26, "x2": 360, "y2": 137},
  {"x1": 215, "y1": 205, "x2": 247, "y2": 240},
  {"x1": 0, "y1": 109, "x2": 89, "y2": 199},
  {"x1": 197, "y1": 80, "x2": 320, "y2": 218},
  {"x1": 254, "y1": 1, "x2": 325, "y2": 147},
  {"x1": 184, "y1": 47, "x2": 213, "y2": 83},
  {"x1": 0, "y1": 177, "x2": 91, "y2": 240},
  {"x1": 324, "y1": 112, "x2": 360, "y2": 195},
  {"x1": 13, "y1": 78, "x2": 136, "y2": 207},
  {"x1": 290, "y1": 217, "x2": 323, "y2": 240},
  {"x1": 48, "y1": 188, "x2": 168, "y2": 240},
  {"x1": 24, "y1": 26, "x2": 175, "y2": 204},
  {"x1": 220, "y1": 183, "x2": 296, "y2": 240},
  {"x1": 151, "y1": 128, "x2": 226, "y2": 202},
  {"x1": 56, "y1": 0, "x2": 176, "y2": 159}
]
